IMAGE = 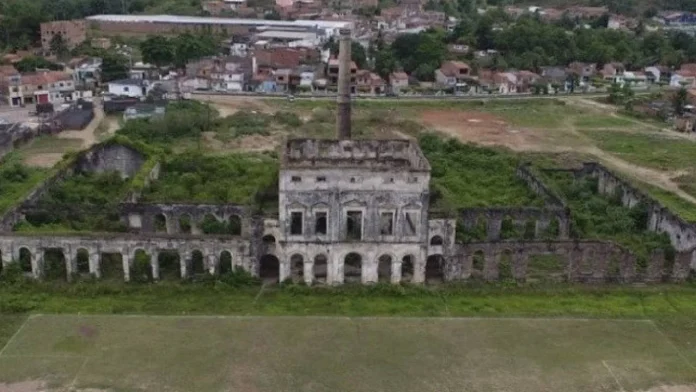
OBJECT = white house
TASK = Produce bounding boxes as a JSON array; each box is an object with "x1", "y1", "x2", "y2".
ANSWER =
[
  {"x1": 223, "y1": 0, "x2": 246, "y2": 9},
  {"x1": 671, "y1": 71, "x2": 696, "y2": 88},
  {"x1": 107, "y1": 79, "x2": 150, "y2": 98}
]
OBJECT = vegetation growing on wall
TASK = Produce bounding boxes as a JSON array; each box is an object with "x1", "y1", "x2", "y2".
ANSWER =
[
  {"x1": 0, "y1": 153, "x2": 49, "y2": 215},
  {"x1": 544, "y1": 171, "x2": 673, "y2": 263},
  {"x1": 140, "y1": 151, "x2": 278, "y2": 209},
  {"x1": 16, "y1": 171, "x2": 131, "y2": 232},
  {"x1": 419, "y1": 133, "x2": 543, "y2": 210}
]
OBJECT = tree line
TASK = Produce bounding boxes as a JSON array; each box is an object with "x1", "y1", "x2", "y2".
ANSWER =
[{"x1": 367, "y1": 13, "x2": 696, "y2": 81}]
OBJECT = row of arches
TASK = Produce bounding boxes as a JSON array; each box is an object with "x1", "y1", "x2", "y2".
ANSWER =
[
  {"x1": 258, "y1": 253, "x2": 446, "y2": 284},
  {"x1": 459, "y1": 215, "x2": 568, "y2": 241},
  {"x1": 5, "y1": 247, "x2": 241, "y2": 281},
  {"x1": 151, "y1": 213, "x2": 242, "y2": 235}
]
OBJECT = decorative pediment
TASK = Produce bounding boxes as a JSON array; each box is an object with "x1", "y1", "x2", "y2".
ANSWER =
[
  {"x1": 342, "y1": 199, "x2": 366, "y2": 208},
  {"x1": 286, "y1": 202, "x2": 307, "y2": 210},
  {"x1": 312, "y1": 202, "x2": 330, "y2": 210}
]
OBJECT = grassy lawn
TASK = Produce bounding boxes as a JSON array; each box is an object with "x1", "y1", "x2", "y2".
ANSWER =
[
  {"x1": 0, "y1": 311, "x2": 694, "y2": 392},
  {"x1": 580, "y1": 130, "x2": 696, "y2": 171},
  {"x1": 14, "y1": 136, "x2": 83, "y2": 158},
  {"x1": 574, "y1": 115, "x2": 635, "y2": 129},
  {"x1": 0, "y1": 154, "x2": 50, "y2": 215},
  {"x1": 638, "y1": 182, "x2": 696, "y2": 223}
]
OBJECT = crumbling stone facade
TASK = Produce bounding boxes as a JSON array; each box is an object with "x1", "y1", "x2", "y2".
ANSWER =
[{"x1": 0, "y1": 138, "x2": 694, "y2": 284}]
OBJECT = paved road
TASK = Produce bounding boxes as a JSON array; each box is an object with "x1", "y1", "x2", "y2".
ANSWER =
[{"x1": 191, "y1": 90, "x2": 661, "y2": 102}]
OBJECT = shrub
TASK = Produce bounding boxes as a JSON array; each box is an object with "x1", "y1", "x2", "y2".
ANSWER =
[{"x1": 219, "y1": 266, "x2": 260, "y2": 287}]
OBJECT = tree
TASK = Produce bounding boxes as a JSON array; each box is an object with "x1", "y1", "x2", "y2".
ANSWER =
[
  {"x1": 14, "y1": 56, "x2": 62, "y2": 72},
  {"x1": 674, "y1": 87, "x2": 688, "y2": 116},
  {"x1": 374, "y1": 48, "x2": 396, "y2": 80},
  {"x1": 49, "y1": 33, "x2": 69, "y2": 61},
  {"x1": 100, "y1": 52, "x2": 129, "y2": 82},
  {"x1": 172, "y1": 32, "x2": 220, "y2": 68},
  {"x1": 140, "y1": 35, "x2": 176, "y2": 68},
  {"x1": 326, "y1": 40, "x2": 368, "y2": 69}
]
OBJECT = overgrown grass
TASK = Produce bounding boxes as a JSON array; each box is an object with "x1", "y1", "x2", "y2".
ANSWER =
[
  {"x1": 140, "y1": 151, "x2": 278, "y2": 209},
  {"x1": 580, "y1": 130, "x2": 696, "y2": 171},
  {"x1": 636, "y1": 181, "x2": 696, "y2": 223},
  {"x1": 15, "y1": 171, "x2": 130, "y2": 233},
  {"x1": 420, "y1": 134, "x2": 542, "y2": 210},
  {"x1": 542, "y1": 172, "x2": 673, "y2": 263},
  {"x1": 573, "y1": 115, "x2": 635, "y2": 128},
  {"x1": 0, "y1": 153, "x2": 50, "y2": 214},
  {"x1": 1, "y1": 279, "x2": 696, "y2": 317}
]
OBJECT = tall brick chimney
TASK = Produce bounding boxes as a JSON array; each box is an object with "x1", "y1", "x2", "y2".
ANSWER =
[{"x1": 336, "y1": 28, "x2": 352, "y2": 140}]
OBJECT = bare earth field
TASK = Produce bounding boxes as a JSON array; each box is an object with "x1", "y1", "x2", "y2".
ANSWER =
[{"x1": 0, "y1": 314, "x2": 695, "y2": 392}]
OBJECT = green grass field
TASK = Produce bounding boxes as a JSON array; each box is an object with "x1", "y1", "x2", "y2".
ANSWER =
[{"x1": 0, "y1": 314, "x2": 694, "y2": 392}]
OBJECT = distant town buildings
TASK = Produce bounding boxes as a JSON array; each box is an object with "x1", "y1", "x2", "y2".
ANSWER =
[{"x1": 40, "y1": 20, "x2": 87, "y2": 52}]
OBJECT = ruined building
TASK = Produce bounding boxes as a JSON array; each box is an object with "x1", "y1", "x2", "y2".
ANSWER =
[{"x1": 0, "y1": 30, "x2": 693, "y2": 284}]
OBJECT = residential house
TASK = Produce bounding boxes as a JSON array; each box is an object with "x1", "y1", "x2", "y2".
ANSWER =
[
  {"x1": 670, "y1": 65, "x2": 696, "y2": 88},
  {"x1": 355, "y1": 70, "x2": 385, "y2": 95},
  {"x1": 274, "y1": 69, "x2": 292, "y2": 92},
  {"x1": 129, "y1": 62, "x2": 159, "y2": 80},
  {"x1": 107, "y1": 79, "x2": 150, "y2": 98},
  {"x1": 623, "y1": 71, "x2": 648, "y2": 87},
  {"x1": 600, "y1": 62, "x2": 625, "y2": 84},
  {"x1": 186, "y1": 56, "x2": 250, "y2": 92},
  {"x1": 17, "y1": 71, "x2": 77, "y2": 105},
  {"x1": 71, "y1": 57, "x2": 102, "y2": 89},
  {"x1": 294, "y1": 65, "x2": 315, "y2": 91},
  {"x1": 389, "y1": 71, "x2": 409, "y2": 93},
  {"x1": 477, "y1": 70, "x2": 516, "y2": 94},
  {"x1": 326, "y1": 57, "x2": 357, "y2": 92},
  {"x1": 435, "y1": 61, "x2": 470, "y2": 91},
  {"x1": 567, "y1": 62, "x2": 596, "y2": 87},
  {"x1": 514, "y1": 70, "x2": 540, "y2": 93},
  {"x1": 0, "y1": 65, "x2": 20, "y2": 106},
  {"x1": 223, "y1": 0, "x2": 247, "y2": 10},
  {"x1": 540, "y1": 66, "x2": 569, "y2": 92}
]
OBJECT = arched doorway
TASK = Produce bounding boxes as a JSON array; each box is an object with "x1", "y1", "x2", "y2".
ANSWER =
[
  {"x1": 472, "y1": 250, "x2": 485, "y2": 279},
  {"x1": 154, "y1": 214, "x2": 167, "y2": 233},
  {"x1": 158, "y1": 250, "x2": 181, "y2": 280},
  {"x1": 179, "y1": 214, "x2": 193, "y2": 234},
  {"x1": 76, "y1": 248, "x2": 90, "y2": 275},
  {"x1": 430, "y1": 236, "x2": 444, "y2": 245},
  {"x1": 19, "y1": 247, "x2": 32, "y2": 274},
  {"x1": 100, "y1": 252, "x2": 124, "y2": 280},
  {"x1": 313, "y1": 254, "x2": 328, "y2": 284},
  {"x1": 132, "y1": 249, "x2": 152, "y2": 282},
  {"x1": 259, "y1": 254, "x2": 280, "y2": 283},
  {"x1": 401, "y1": 255, "x2": 415, "y2": 283},
  {"x1": 425, "y1": 254, "x2": 444, "y2": 284},
  {"x1": 219, "y1": 251, "x2": 233, "y2": 274},
  {"x1": 377, "y1": 254, "x2": 392, "y2": 283},
  {"x1": 190, "y1": 250, "x2": 205, "y2": 276},
  {"x1": 499, "y1": 249, "x2": 513, "y2": 281},
  {"x1": 43, "y1": 248, "x2": 67, "y2": 281},
  {"x1": 344, "y1": 253, "x2": 362, "y2": 283},
  {"x1": 228, "y1": 215, "x2": 242, "y2": 235},
  {"x1": 290, "y1": 254, "x2": 304, "y2": 283}
]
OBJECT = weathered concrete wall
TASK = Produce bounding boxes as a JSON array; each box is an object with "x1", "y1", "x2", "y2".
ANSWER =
[
  {"x1": 446, "y1": 240, "x2": 691, "y2": 283},
  {"x1": 516, "y1": 163, "x2": 567, "y2": 208},
  {"x1": 0, "y1": 233, "x2": 253, "y2": 281},
  {"x1": 75, "y1": 143, "x2": 145, "y2": 179},
  {"x1": 580, "y1": 162, "x2": 696, "y2": 253},
  {"x1": 0, "y1": 142, "x2": 149, "y2": 231},
  {"x1": 120, "y1": 203, "x2": 252, "y2": 235},
  {"x1": 459, "y1": 207, "x2": 570, "y2": 240}
]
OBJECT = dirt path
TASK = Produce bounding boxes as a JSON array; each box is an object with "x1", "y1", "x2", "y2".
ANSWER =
[
  {"x1": 24, "y1": 102, "x2": 120, "y2": 168},
  {"x1": 57, "y1": 101, "x2": 106, "y2": 148}
]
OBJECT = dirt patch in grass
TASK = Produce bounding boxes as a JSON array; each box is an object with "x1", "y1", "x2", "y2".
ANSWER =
[
  {"x1": 0, "y1": 381, "x2": 46, "y2": 392},
  {"x1": 636, "y1": 386, "x2": 696, "y2": 392},
  {"x1": 419, "y1": 110, "x2": 550, "y2": 151}
]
